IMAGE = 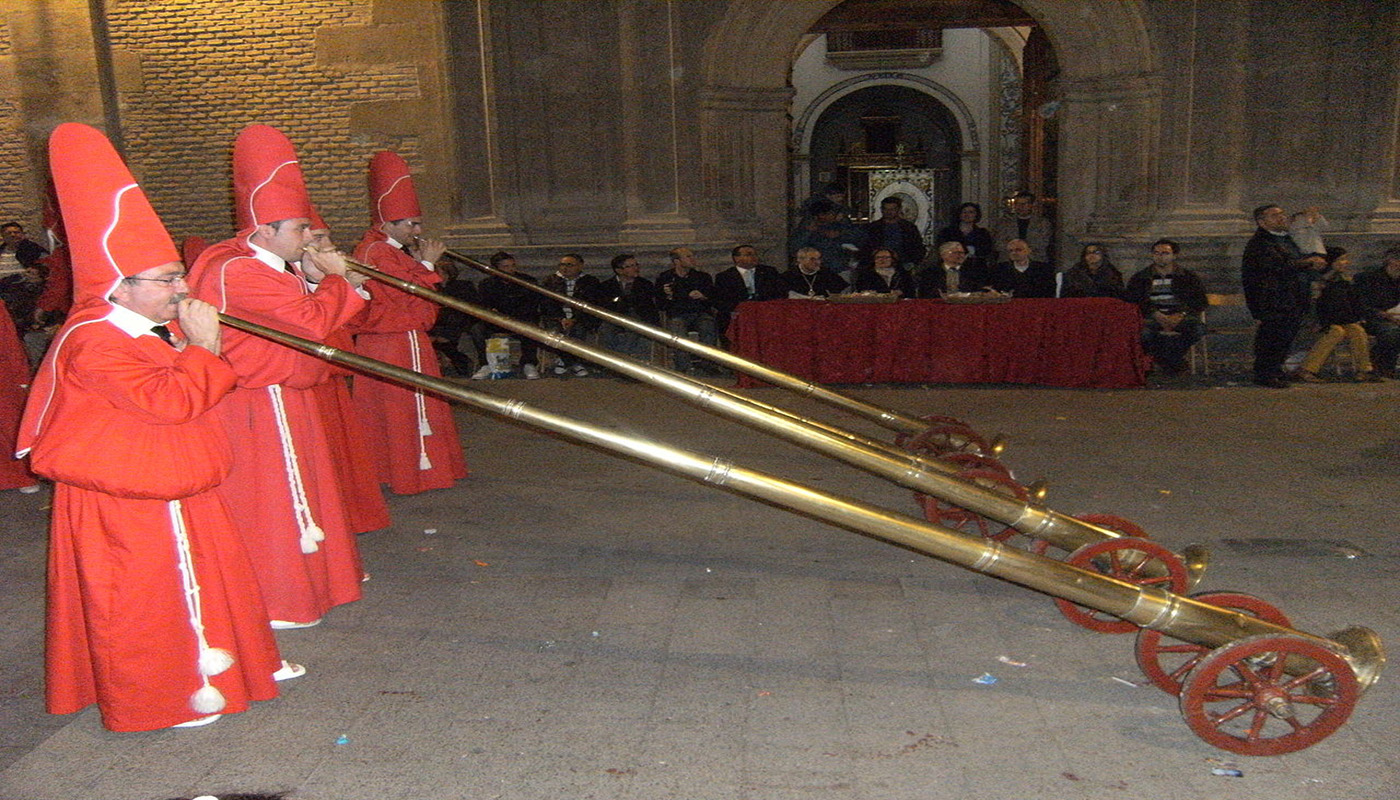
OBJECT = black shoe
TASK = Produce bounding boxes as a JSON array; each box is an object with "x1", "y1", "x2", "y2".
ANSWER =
[{"x1": 1253, "y1": 376, "x2": 1290, "y2": 389}]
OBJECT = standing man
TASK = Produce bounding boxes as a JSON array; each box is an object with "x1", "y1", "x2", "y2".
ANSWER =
[
  {"x1": 0, "y1": 221, "x2": 48, "y2": 337},
  {"x1": 1123, "y1": 239, "x2": 1208, "y2": 376},
  {"x1": 187, "y1": 125, "x2": 368, "y2": 628},
  {"x1": 781, "y1": 247, "x2": 848, "y2": 298},
  {"x1": 540, "y1": 253, "x2": 602, "y2": 377},
  {"x1": 992, "y1": 190, "x2": 1054, "y2": 263},
  {"x1": 1241, "y1": 204, "x2": 1324, "y2": 387},
  {"x1": 713, "y1": 244, "x2": 784, "y2": 343},
  {"x1": 988, "y1": 239, "x2": 1056, "y2": 298},
  {"x1": 19, "y1": 123, "x2": 284, "y2": 731},
  {"x1": 306, "y1": 210, "x2": 392, "y2": 533},
  {"x1": 352, "y1": 150, "x2": 468, "y2": 495},
  {"x1": 654, "y1": 247, "x2": 717, "y2": 374},
  {"x1": 861, "y1": 196, "x2": 926, "y2": 267},
  {"x1": 598, "y1": 253, "x2": 660, "y2": 361},
  {"x1": 1355, "y1": 246, "x2": 1400, "y2": 379}
]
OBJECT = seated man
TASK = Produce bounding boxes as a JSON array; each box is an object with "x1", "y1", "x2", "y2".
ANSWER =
[
  {"x1": 781, "y1": 246, "x2": 848, "y2": 298},
  {"x1": 915, "y1": 241, "x2": 991, "y2": 298},
  {"x1": 712, "y1": 244, "x2": 784, "y2": 342},
  {"x1": 654, "y1": 247, "x2": 718, "y2": 374},
  {"x1": 1123, "y1": 239, "x2": 1208, "y2": 376},
  {"x1": 475, "y1": 250, "x2": 542, "y2": 379},
  {"x1": 1355, "y1": 245, "x2": 1400, "y2": 379},
  {"x1": 597, "y1": 253, "x2": 660, "y2": 361},
  {"x1": 988, "y1": 239, "x2": 1056, "y2": 297},
  {"x1": 540, "y1": 253, "x2": 602, "y2": 377}
]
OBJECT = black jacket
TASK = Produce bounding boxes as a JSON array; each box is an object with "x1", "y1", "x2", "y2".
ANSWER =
[
  {"x1": 1241, "y1": 228, "x2": 1311, "y2": 318},
  {"x1": 1123, "y1": 266, "x2": 1208, "y2": 316},
  {"x1": 712, "y1": 264, "x2": 785, "y2": 314},
  {"x1": 988, "y1": 260, "x2": 1056, "y2": 298}
]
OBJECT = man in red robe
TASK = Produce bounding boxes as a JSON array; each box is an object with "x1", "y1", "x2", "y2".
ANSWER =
[
  {"x1": 306, "y1": 208, "x2": 391, "y2": 534},
  {"x1": 351, "y1": 150, "x2": 467, "y2": 494},
  {"x1": 18, "y1": 123, "x2": 285, "y2": 731},
  {"x1": 0, "y1": 298, "x2": 37, "y2": 492},
  {"x1": 187, "y1": 125, "x2": 369, "y2": 628}
]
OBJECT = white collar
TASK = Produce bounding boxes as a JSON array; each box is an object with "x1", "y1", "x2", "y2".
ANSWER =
[
  {"x1": 249, "y1": 242, "x2": 289, "y2": 272},
  {"x1": 106, "y1": 303, "x2": 168, "y2": 338}
]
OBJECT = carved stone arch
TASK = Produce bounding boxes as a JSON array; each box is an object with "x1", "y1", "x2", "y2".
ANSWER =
[
  {"x1": 792, "y1": 73, "x2": 981, "y2": 157},
  {"x1": 695, "y1": 0, "x2": 1161, "y2": 251}
]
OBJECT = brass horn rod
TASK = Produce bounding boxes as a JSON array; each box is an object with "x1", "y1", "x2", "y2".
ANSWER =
[
  {"x1": 439, "y1": 247, "x2": 939, "y2": 437},
  {"x1": 216, "y1": 310, "x2": 1384, "y2": 692},
  {"x1": 339, "y1": 253, "x2": 1182, "y2": 563}
]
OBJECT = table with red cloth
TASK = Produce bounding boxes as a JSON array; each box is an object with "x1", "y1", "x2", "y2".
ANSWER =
[{"x1": 727, "y1": 297, "x2": 1146, "y2": 388}]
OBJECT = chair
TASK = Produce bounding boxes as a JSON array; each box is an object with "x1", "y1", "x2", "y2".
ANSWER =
[{"x1": 1189, "y1": 293, "x2": 1254, "y2": 376}]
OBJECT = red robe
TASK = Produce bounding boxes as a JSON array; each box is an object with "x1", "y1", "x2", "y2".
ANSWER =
[
  {"x1": 188, "y1": 240, "x2": 367, "y2": 623},
  {"x1": 351, "y1": 233, "x2": 467, "y2": 494},
  {"x1": 312, "y1": 322, "x2": 391, "y2": 534},
  {"x1": 21, "y1": 319, "x2": 282, "y2": 731},
  {"x1": 0, "y1": 299, "x2": 35, "y2": 489}
]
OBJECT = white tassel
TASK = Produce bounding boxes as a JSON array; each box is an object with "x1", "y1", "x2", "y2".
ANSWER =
[
  {"x1": 300, "y1": 530, "x2": 319, "y2": 554},
  {"x1": 419, "y1": 417, "x2": 433, "y2": 436},
  {"x1": 198, "y1": 647, "x2": 234, "y2": 677},
  {"x1": 189, "y1": 684, "x2": 227, "y2": 714},
  {"x1": 308, "y1": 522, "x2": 325, "y2": 543},
  {"x1": 419, "y1": 451, "x2": 432, "y2": 470}
]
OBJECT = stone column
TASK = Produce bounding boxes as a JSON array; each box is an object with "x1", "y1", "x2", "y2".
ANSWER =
[
  {"x1": 1056, "y1": 72, "x2": 1163, "y2": 239},
  {"x1": 615, "y1": 0, "x2": 695, "y2": 244},
  {"x1": 697, "y1": 85, "x2": 793, "y2": 249},
  {"x1": 442, "y1": 0, "x2": 512, "y2": 245}
]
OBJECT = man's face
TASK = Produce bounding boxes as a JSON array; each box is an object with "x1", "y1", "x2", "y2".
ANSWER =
[
  {"x1": 110, "y1": 261, "x2": 188, "y2": 323},
  {"x1": 497, "y1": 258, "x2": 518, "y2": 274},
  {"x1": 673, "y1": 249, "x2": 697, "y2": 271},
  {"x1": 253, "y1": 218, "x2": 313, "y2": 261},
  {"x1": 383, "y1": 217, "x2": 422, "y2": 244},
  {"x1": 557, "y1": 256, "x2": 583, "y2": 278},
  {"x1": 796, "y1": 250, "x2": 822, "y2": 273},
  {"x1": 959, "y1": 206, "x2": 978, "y2": 224},
  {"x1": 942, "y1": 245, "x2": 967, "y2": 266},
  {"x1": 1151, "y1": 245, "x2": 1176, "y2": 269},
  {"x1": 1385, "y1": 257, "x2": 1400, "y2": 278},
  {"x1": 1007, "y1": 240, "x2": 1031, "y2": 262},
  {"x1": 880, "y1": 201, "x2": 901, "y2": 222},
  {"x1": 1258, "y1": 206, "x2": 1288, "y2": 233},
  {"x1": 733, "y1": 247, "x2": 758, "y2": 268},
  {"x1": 615, "y1": 257, "x2": 640, "y2": 279},
  {"x1": 0, "y1": 225, "x2": 22, "y2": 246}
]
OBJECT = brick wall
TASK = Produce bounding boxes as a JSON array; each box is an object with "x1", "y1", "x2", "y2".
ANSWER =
[
  {"x1": 0, "y1": 14, "x2": 36, "y2": 231},
  {"x1": 106, "y1": 0, "x2": 425, "y2": 245}
]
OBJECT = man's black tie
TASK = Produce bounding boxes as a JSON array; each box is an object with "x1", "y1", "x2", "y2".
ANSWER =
[{"x1": 151, "y1": 325, "x2": 174, "y2": 345}]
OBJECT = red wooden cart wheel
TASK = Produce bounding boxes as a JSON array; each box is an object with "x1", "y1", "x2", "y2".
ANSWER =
[
  {"x1": 1135, "y1": 591, "x2": 1292, "y2": 696},
  {"x1": 903, "y1": 424, "x2": 990, "y2": 457},
  {"x1": 937, "y1": 452, "x2": 1014, "y2": 480},
  {"x1": 919, "y1": 469, "x2": 1028, "y2": 541},
  {"x1": 1179, "y1": 634, "x2": 1359, "y2": 756},
  {"x1": 1031, "y1": 512, "x2": 1148, "y2": 556},
  {"x1": 1054, "y1": 537, "x2": 1189, "y2": 633}
]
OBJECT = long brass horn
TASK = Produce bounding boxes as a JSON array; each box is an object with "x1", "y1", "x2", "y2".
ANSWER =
[
  {"x1": 439, "y1": 247, "x2": 1001, "y2": 452},
  {"x1": 334, "y1": 252, "x2": 1198, "y2": 573},
  {"x1": 216, "y1": 310, "x2": 1384, "y2": 756}
]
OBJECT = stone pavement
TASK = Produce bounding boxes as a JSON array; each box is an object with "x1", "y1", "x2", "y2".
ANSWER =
[{"x1": 2, "y1": 376, "x2": 1398, "y2": 800}]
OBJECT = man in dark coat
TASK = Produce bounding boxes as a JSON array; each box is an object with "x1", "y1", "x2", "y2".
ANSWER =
[
  {"x1": 988, "y1": 239, "x2": 1056, "y2": 298},
  {"x1": 712, "y1": 244, "x2": 784, "y2": 343},
  {"x1": 1241, "y1": 204, "x2": 1325, "y2": 387},
  {"x1": 861, "y1": 196, "x2": 926, "y2": 267}
]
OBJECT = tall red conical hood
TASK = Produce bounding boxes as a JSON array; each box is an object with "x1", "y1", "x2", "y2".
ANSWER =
[
  {"x1": 368, "y1": 150, "x2": 420, "y2": 226},
  {"x1": 233, "y1": 124, "x2": 312, "y2": 234},
  {"x1": 19, "y1": 123, "x2": 181, "y2": 457},
  {"x1": 48, "y1": 123, "x2": 180, "y2": 313},
  {"x1": 308, "y1": 203, "x2": 329, "y2": 233}
]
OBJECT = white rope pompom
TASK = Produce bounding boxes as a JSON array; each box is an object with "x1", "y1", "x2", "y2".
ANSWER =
[
  {"x1": 419, "y1": 451, "x2": 432, "y2": 470},
  {"x1": 299, "y1": 529, "x2": 319, "y2": 554},
  {"x1": 189, "y1": 684, "x2": 227, "y2": 714},
  {"x1": 199, "y1": 646, "x2": 234, "y2": 677}
]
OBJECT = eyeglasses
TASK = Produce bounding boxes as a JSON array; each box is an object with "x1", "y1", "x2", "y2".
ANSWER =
[{"x1": 126, "y1": 273, "x2": 188, "y2": 285}]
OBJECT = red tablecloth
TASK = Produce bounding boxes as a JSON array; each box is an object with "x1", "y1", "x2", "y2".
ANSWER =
[{"x1": 728, "y1": 297, "x2": 1146, "y2": 388}]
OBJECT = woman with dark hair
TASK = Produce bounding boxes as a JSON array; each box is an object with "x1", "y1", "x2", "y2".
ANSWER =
[
  {"x1": 934, "y1": 202, "x2": 996, "y2": 267},
  {"x1": 849, "y1": 248, "x2": 914, "y2": 296},
  {"x1": 1060, "y1": 243, "x2": 1124, "y2": 299}
]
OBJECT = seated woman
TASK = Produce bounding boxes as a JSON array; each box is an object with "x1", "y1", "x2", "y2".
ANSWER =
[
  {"x1": 1060, "y1": 243, "x2": 1124, "y2": 298},
  {"x1": 848, "y1": 248, "x2": 913, "y2": 297},
  {"x1": 933, "y1": 202, "x2": 996, "y2": 268}
]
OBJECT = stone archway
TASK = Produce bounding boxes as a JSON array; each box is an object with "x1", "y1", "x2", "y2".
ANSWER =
[{"x1": 696, "y1": 0, "x2": 1160, "y2": 253}]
